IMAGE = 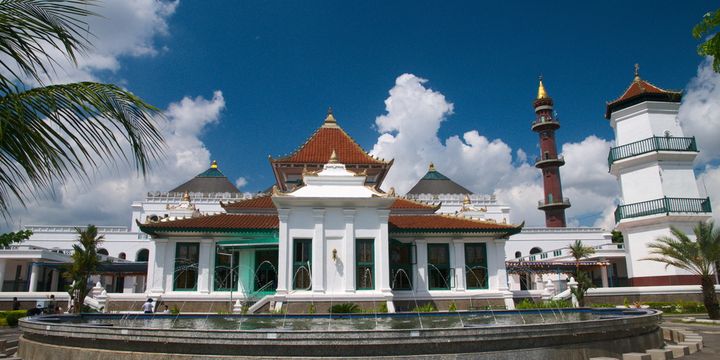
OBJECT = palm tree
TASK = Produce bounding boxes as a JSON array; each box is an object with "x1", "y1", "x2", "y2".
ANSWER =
[
  {"x1": 64, "y1": 224, "x2": 103, "y2": 313},
  {"x1": 0, "y1": 1, "x2": 164, "y2": 217},
  {"x1": 568, "y1": 240, "x2": 596, "y2": 307},
  {"x1": 568, "y1": 240, "x2": 596, "y2": 275},
  {"x1": 644, "y1": 222, "x2": 720, "y2": 319}
]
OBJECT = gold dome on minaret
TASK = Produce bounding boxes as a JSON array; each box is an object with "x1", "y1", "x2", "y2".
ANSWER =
[{"x1": 537, "y1": 76, "x2": 549, "y2": 99}]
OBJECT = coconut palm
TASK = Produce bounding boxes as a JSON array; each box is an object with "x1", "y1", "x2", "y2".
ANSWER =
[
  {"x1": 63, "y1": 224, "x2": 103, "y2": 313},
  {"x1": 0, "y1": 0, "x2": 164, "y2": 217},
  {"x1": 644, "y1": 222, "x2": 720, "y2": 319}
]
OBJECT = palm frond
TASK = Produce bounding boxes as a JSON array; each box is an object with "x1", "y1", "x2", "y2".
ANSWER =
[{"x1": 0, "y1": 82, "x2": 165, "y2": 217}]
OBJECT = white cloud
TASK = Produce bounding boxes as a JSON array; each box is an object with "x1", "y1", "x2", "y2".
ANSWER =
[
  {"x1": 679, "y1": 59, "x2": 720, "y2": 164},
  {"x1": 372, "y1": 74, "x2": 619, "y2": 228},
  {"x1": 2, "y1": 0, "x2": 178, "y2": 85},
  {"x1": 12, "y1": 91, "x2": 226, "y2": 228},
  {"x1": 235, "y1": 177, "x2": 248, "y2": 189}
]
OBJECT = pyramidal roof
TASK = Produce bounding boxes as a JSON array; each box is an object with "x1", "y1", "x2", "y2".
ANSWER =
[
  {"x1": 605, "y1": 65, "x2": 681, "y2": 119},
  {"x1": 270, "y1": 109, "x2": 390, "y2": 165},
  {"x1": 406, "y1": 163, "x2": 472, "y2": 195},
  {"x1": 169, "y1": 161, "x2": 241, "y2": 194}
]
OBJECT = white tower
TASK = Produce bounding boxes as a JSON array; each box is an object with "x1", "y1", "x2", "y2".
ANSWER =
[{"x1": 607, "y1": 65, "x2": 712, "y2": 286}]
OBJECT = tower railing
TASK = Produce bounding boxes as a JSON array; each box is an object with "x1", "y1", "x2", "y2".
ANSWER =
[
  {"x1": 608, "y1": 136, "x2": 697, "y2": 167},
  {"x1": 614, "y1": 197, "x2": 712, "y2": 223}
]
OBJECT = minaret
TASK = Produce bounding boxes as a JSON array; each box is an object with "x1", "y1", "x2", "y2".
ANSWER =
[
  {"x1": 532, "y1": 77, "x2": 570, "y2": 227},
  {"x1": 607, "y1": 65, "x2": 711, "y2": 286}
]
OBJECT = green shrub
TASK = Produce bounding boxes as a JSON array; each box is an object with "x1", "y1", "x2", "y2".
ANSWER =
[
  {"x1": 448, "y1": 302, "x2": 457, "y2": 312},
  {"x1": 329, "y1": 303, "x2": 361, "y2": 314},
  {"x1": 412, "y1": 303, "x2": 437, "y2": 312}
]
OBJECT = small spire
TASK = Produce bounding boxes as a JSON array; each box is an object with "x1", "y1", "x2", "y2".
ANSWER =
[
  {"x1": 537, "y1": 75, "x2": 548, "y2": 99},
  {"x1": 324, "y1": 106, "x2": 336, "y2": 125},
  {"x1": 210, "y1": 160, "x2": 218, "y2": 169},
  {"x1": 428, "y1": 162, "x2": 436, "y2": 172},
  {"x1": 328, "y1": 149, "x2": 338, "y2": 163},
  {"x1": 634, "y1": 63, "x2": 640, "y2": 81}
]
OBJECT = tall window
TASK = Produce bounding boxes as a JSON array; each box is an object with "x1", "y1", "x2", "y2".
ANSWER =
[
  {"x1": 293, "y1": 239, "x2": 312, "y2": 290},
  {"x1": 356, "y1": 239, "x2": 374, "y2": 290},
  {"x1": 427, "y1": 244, "x2": 450, "y2": 290},
  {"x1": 214, "y1": 248, "x2": 238, "y2": 291},
  {"x1": 174, "y1": 243, "x2": 199, "y2": 291},
  {"x1": 390, "y1": 240, "x2": 413, "y2": 290},
  {"x1": 465, "y1": 243, "x2": 488, "y2": 289}
]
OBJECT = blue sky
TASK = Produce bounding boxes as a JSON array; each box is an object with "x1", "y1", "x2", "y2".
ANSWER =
[
  {"x1": 114, "y1": 1, "x2": 711, "y2": 191},
  {"x1": 11, "y1": 1, "x2": 720, "y2": 229}
]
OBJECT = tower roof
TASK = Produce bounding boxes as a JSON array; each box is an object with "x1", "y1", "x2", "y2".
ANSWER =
[
  {"x1": 406, "y1": 163, "x2": 472, "y2": 195},
  {"x1": 169, "y1": 161, "x2": 241, "y2": 194},
  {"x1": 605, "y1": 64, "x2": 682, "y2": 119},
  {"x1": 269, "y1": 109, "x2": 390, "y2": 165}
]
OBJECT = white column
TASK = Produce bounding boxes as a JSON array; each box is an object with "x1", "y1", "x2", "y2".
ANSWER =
[
  {"x1": 377, "y1": 210, "x2": 391, "y2": 293},
  {"x1": 150, "y1": 239, "x2": 167, "y2": 293},
  {"x1": 28, "y1": 263, "x2": 39, "y2": 292},
  {"x1": 197, "y1": 239, "x2": 213, "y2": 293},
  {"x1": 276, "y1": 209, "x2": 290, "y2": 294},
  {"x1": 50, "y1": 269, "x2": 59, "y2": 291},
  {"x1": 453, "y1": 240, "x2": 466, "y2": 291},
  {"x1": 415, "y1": 240, "x2": 428, "y2": 292},
  {"x1": 494, "y1": 239, "x2": 509, "y2": 291},
  {"x1": 312, "y1": 209, "x2": 325, "y2": 292},
  {"x1": 0, "y1": 258, "x2": 6, "y2": 291},
  {"x1": 343, "y1": 209, "x2": 356, "y2": 292}
]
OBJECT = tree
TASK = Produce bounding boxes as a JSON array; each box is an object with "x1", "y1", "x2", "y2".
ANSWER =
[
  {"x1": 0, "y1": 229, "x2": 32, "y2": 247},
  {"x1": 0, "y1": 0, "x2": 164, "y2": 217},
  {"x1": 694, "y1": 9, "x2": 720, "y2": 72},
  {"x1": 63, "y1": 225, "x2": 103, "y2": 313},
  {"x1": 644, "y1": 222, "x2": 720, "y2": 319},
  {"x1": 568, "y1": 240, "x2": 596, "y2": 307}
]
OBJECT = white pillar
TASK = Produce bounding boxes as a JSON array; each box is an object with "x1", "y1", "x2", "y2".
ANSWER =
[
  {"x1": 343, "y1": 209, "x2": 356, "y2": 292},
  {"x1": 150, "y1": 239, "x2": 167, "y2": 293},
  {"x1": 28, "y1": 263, "x2": 39, "y2": 292},
  {"x1": 0, "y1": 259, "x2": 6, "y2": 291},
  {"x1": 452, "y1": 240, "x2": 466, "y2": 291},
  {"x1": 197, "y1": 239, "x2": 213, "y2": 293},
  {"x1": 377, "y1": 210, "x2": 391, "y2": 293},
  {"x1": 50, "y1": 269, "x2": 59, "y2": 291},
  {"x1": 415, "y1": 240, "x2": 428, "y2": 292},
  {"x1": 276, "y1": 209, "x2": 290, "y2": 294},
  {"x1": 311, "y1": 209, "x2": 325, "y2": 292}
]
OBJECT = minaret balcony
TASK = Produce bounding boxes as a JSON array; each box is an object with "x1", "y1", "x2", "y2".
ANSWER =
[
  {"x1": 534, "y1": 155, "x2": 565, "y2": 168},
  {"x1": 531, "y1": 117, "x2": 560, "y2": 131},
  {"x1": 537, "y1": 197, "x2": 571, "y2": 210},
  {"x1": 608, "y1": 136, "x2": 697, "y2": 167},
  {"x1": 614, "y1": 196, "x2": 712, "y2": 223}
]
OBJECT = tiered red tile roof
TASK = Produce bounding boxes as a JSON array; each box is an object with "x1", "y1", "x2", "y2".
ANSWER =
[
  {"x1": 138, "y1": 214, "x2": 278, "y2": 234},
  {"x1": 388, "y1": 215, "x2": 520, "y2": 234},
  {"x1": 605, "y1": 69, "x2": 681, "y2": 118}
]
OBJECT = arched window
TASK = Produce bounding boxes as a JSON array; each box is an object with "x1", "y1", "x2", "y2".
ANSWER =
[
  {"x1": 118, "y1": 252, "x2": 126, "y2": 260},
  {"x1": 136, "y1": 249, "x2": 149, "y2": 262},
  {"x1": 530, "y1": 247, "x2": 542, "y2": 255},
  {"x1": 514, "y1": 251, "x2": 521, "y2": 258},
  {"x1": 97, "y1": 248, "x2": 109, "y2": 256}
]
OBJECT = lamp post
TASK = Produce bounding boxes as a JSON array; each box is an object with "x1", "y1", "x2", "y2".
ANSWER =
[{"x1": 216, "y1": 248, "x2": 234, "y2": 312}]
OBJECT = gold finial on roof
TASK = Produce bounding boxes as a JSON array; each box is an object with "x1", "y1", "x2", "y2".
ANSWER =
[
  {"x1": 634, "y1": 63, "x2": 640, "y2": 81},
  {"x1": 324, "y1": 106, "x2": 336, "y2": 124},
  {"x1": 328, "y1": 149, "x2": 338, "y2": 163},
  {"x1": 210, "y1": 160, "x2": 218, "y2": 169},
  {"x1": 182, "y1": 191, "x2": 191, "y2": 202},
  {"x1": 537, "y1": 75, "x2": 548, "y2": 99},
  {"x1": 429, "y1": 162, "x2": 436, "y2": 171}
]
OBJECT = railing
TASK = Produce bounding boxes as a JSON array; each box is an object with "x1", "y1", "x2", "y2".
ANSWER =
[
  {"x1": 608, "y1": 136, "x2": 697, "y2": 167},
  {"x1": 614, "y1": 197, "x2": 712, "y2": 223},
  {"x1": 537, "y1": 197, "x2": 571, "y2": 208}
]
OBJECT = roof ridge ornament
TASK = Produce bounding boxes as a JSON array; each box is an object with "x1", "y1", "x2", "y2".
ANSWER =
[{"x1": 537, "y1": 75, "x2": 548, "y2": 99}]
